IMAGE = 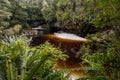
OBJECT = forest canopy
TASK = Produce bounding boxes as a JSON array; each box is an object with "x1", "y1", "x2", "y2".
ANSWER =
[{"x1": 0, "y1": 0, "x2": 120, "y2": 31}]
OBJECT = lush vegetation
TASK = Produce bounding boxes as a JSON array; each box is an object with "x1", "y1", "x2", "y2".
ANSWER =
[
  {"x1": 0, "y1": 36, "x2": 68, "y2": 80},
  {"x1": 1, "y1": 0, "x2": 120, "y2": 31},
  {"x1": 0, "y1": 0, "x2": 120, "y2": 80},
  {"x1": 0, "y1": 0, "x2": 119, "y2": 41},
  {"x1": 76, "y1": 33, "x2": 120, "y2": 80}
]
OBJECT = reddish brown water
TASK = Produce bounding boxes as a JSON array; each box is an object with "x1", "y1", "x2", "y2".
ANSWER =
[{"x1": 32, "y1": 33, "x2": 87, "y2": 78}]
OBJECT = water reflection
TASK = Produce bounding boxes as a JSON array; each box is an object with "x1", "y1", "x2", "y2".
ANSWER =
[{"x1": 54, "y1": 32, "x2": 87, "y2": 41}]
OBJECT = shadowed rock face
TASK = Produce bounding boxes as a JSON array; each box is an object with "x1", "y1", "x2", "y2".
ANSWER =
[
  {"x1": 50, "y1": 26, "x2": 62, "y2": 33},
  {"x1": 27, "y1": 20, "x2": 47, "y2": 28}
]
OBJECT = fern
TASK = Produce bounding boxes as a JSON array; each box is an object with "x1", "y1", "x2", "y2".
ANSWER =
[{"x1": 0, "y1": 36, "x2": 68, "y2": 80}]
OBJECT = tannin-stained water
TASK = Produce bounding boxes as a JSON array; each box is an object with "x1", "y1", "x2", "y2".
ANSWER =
[{"x1": 31, "y1": 32, "x2": 87, "y2": 78}]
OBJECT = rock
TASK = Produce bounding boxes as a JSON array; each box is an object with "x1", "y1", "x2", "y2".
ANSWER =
[
  {"x1": 13, "y1": 24, "x2": 22, "y2": 34},
  {"x1": 3, "y1": 24, "x2": 22, "y2": 36}
]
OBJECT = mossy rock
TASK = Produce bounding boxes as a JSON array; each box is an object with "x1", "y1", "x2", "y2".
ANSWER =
[
  {"x1": 3, "y1": 24, "x2": 22, "y2": 36},
  {"x1": 13, "y1": 24, "x2": 22, "y2": 33}
]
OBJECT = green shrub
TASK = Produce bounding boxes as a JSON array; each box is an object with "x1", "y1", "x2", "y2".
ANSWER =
[
  {"x1": 0, "y1": 36, "x2": 68, "y2": 80},
  {"x1": 78, "y1": 36, "x2": 120, "y2": 80}
]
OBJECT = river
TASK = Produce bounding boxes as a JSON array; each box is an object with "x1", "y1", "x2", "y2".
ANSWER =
[{"x1": 31, "y1": 32, "x2": 87, "y2": 79}]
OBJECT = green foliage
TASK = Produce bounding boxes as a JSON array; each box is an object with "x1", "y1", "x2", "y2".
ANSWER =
[
  {"x1": 41, "y1": 0, "x2": 57, "y2": 22},
  {"x1": 0, "y1": 36, "x2": 68, "y2": 80},
  {"x1": 92, "y1": 0, "x2": 120, "y2": 27},
  {"x1": 55, "y1": 0, "x2": 84, "y2": 29},
  {"x1": 1, "y1": 0, "x2": 119, "y2": 34},
  {"x1": 40, "y1": 0, "x2": 103, "y2": 33},
  {"x1": 0, "y1": 0, "x2": 44, "y2": 30},
  {"x1": 80, "y1": 35, "x2": 120, "y2": 80},
  {"x1": 8, "y1": 0, "x2": 41, "y2": 27},
  {"x1": 0, "y1": 0, "x2": 12, "y2": 30}
]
